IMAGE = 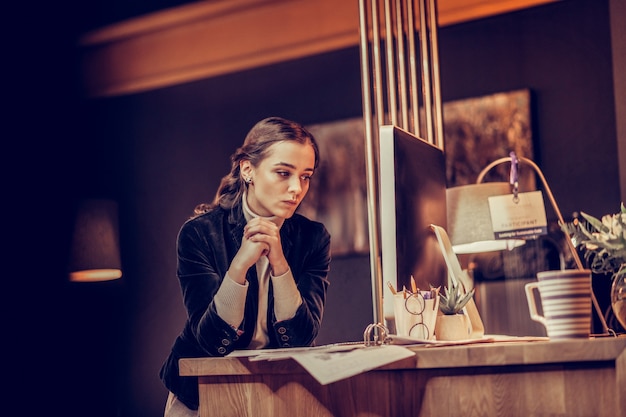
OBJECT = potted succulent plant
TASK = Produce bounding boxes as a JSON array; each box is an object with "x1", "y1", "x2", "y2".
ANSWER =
[{"x1": 435, "y1": 280, "x2": 475, "y2": 340}]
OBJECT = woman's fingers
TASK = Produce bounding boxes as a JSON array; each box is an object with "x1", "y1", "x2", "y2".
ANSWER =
[
  {"x1": 244, "y1": 218, "x2": 286, "y2": 267},
  {"x1": 244, "y1": 218, "x2": 279, "y2": 239}
]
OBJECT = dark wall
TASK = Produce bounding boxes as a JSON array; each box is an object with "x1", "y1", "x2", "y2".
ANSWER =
[
  {"x1": 15, "y1": 1, "x2": 618, "y2": 417},
  {"x1": 438, "y1": 0, "x2": 619, "y2": 217}
]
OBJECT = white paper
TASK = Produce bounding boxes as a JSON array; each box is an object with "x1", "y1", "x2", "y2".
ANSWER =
[
  {"x1": 227, "y1": 342, "x2": 362, "y2": 359},
  {"x1": 289, "y1": 345, "x2": 415, "y2": 385},
  {"x1": 227, "y1": 343, "x2": 415, "y2": 385}
]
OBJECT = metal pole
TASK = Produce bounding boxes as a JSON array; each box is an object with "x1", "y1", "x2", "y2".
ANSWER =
[
  {"x1": 358, "y1": 0, "x2": 384, "y2": 327},
  {"x1": 383, "y1": 0, "x2": 397, "y2": 126},
  {"x1": 417, "y1": 0, "x2": 434, "y2": 144},
  {"x1": 395, "y1": 0, "x2": 409, "y2": 129},
  {"x1": 405, "y1": 0, "x2": 420, "y2": 136},
  {"x1": 427, "y1": 0, "x2": 444, "y2": 150},
  {"x1": 371, "y1": 0, "x2": 385, "y2": 128}
]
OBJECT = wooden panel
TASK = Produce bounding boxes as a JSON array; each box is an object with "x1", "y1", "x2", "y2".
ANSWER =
[
  {"x1": 79, "y1": 0, "x2": 558, "y2": 97},
  {"x1": 412, "y1": 337, "x2": 626, "y2": 368},
  {"x1": 192, "y1": 353, "x2": 624, "y2": 417},
  {"x1": 182, "y1": 338, "x2": 626, "y2": 416},
  {"x1": 179, "y1": 356, "x2": 309, "y2": 377},
  {"x1": 618, "y1": 347, "x2": 626, "y2": 417},
  {"x1": 180, "y1": 337, "x2": 626, "y2": 376},
  {"x1": 180, "y1": 353, "x2": 417, "y2": 377},
  {"x1": 80, "y1": 0, "x2": 359, "y2": 97}
]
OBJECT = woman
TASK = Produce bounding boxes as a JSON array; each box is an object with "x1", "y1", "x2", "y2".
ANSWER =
[{"x1": 160, "y1": 117, "x2": 331, "y2": 416}]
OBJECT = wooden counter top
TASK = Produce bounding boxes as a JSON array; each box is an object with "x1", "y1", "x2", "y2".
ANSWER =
[
  {"x1": 180, "y1": 336, "x2": 626, "y2": 417},
  {"x1": 180, "y1": 335, "x2": 626, "y2": 375}
]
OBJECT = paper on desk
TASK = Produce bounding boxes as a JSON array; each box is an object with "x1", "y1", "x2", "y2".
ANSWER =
[
  {"x1": 288, "y1": 345, "x2": 415, "y2": 385},
  {"x1": 228, "y1": 344, "x2": 414, "y2": 385},
  {"x1": 228, "y1": 342, "x2": 362, "y2": 360}
]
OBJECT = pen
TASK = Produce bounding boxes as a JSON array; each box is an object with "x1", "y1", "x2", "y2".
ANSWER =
[{"x1": 431, "y1": 286, "x2": 441, "y2": 309}]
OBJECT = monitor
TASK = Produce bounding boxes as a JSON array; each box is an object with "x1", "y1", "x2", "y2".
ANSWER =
[{"x1": 378, "y1": 125, "x2": 448, "y2": 322}]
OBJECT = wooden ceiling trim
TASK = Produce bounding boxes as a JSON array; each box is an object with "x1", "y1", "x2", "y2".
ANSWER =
[
  {"x1": 437, "y1": 0, "x2": 558, "y2": 25},
  {"x1": 79, "y1": 0, "x2": 557, "y2": 97}
]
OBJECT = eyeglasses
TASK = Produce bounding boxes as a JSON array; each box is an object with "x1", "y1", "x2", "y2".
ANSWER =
[{"x1": 403, "y1": 292, "x2": 431, "y2": 339}]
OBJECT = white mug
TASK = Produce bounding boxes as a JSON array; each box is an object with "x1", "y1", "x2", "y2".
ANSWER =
[{"x1": 525, "y1": 269, "x2": 592, "y2": 339}]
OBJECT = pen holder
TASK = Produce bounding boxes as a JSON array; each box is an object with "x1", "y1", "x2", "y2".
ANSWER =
[{"x1": 392, "y1": 291, "x2": 440, "y2": 340}]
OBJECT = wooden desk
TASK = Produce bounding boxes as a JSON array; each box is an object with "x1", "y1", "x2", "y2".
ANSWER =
[{"x1": 180, "y1": 337, "x2": 626, "y2": 417}]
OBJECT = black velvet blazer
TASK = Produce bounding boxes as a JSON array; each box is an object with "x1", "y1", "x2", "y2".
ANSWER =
[{"x1": 160, "y1": 203, "x2": 331, "y2": 410}]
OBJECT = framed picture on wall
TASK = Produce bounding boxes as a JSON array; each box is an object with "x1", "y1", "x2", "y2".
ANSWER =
[
  {"x1": 299, "y1": 117, "x2": 370, "y2": 256},
  {"x1": 443, "y1": 89, "x2": 534, "y2": 189}
]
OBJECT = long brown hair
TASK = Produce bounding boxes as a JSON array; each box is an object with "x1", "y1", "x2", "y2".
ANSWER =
[{"x1": 194, "y1": 117, "x2": 319, "y2": 216}]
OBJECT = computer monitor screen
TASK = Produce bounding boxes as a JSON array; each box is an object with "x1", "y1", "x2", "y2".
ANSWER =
[{"x1": 379, "y1": 125, "x2": 448, "y2": 320}]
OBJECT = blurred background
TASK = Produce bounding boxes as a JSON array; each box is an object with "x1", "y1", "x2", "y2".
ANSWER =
[{"x1": 6, "y1": 1, "x2": 624, "y2": 416}]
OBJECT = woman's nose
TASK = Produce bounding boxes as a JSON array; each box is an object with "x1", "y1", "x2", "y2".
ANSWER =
[{"x1": 288, "y1": 176, "x2": 303, "y2": 194}]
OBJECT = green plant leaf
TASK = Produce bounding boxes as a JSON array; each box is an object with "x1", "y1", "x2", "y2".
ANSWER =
[
  {"x1": 438, "y1": 282, "x2": 475, "y2": 315},
  {"x1": 580, "y1": 211, "x2": 609, "y2": 234}
]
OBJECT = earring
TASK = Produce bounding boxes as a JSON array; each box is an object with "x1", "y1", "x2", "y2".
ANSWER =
[{"x1": 245, "y1": 176, "x2": 253, "y2": 184}]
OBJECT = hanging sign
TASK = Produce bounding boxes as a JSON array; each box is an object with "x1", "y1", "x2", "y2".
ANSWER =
[{"x1": 488, "y1": 190, "x2": 548, "y2": 240}]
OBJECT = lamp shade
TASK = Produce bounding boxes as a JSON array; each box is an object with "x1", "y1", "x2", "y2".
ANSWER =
[
  {"x1": 446, "y1": 182, "x2": 525, "y2": 254},
  {"x1": 68, "y1": 199, "x2": 122, "y2": 282}
]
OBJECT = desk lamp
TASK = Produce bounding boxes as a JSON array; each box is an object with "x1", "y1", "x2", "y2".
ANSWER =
[
  {"x1": 68, "y1": 199, "x2": 122, "y2": 282},
  {"x1": 447, "y1": 154, "x2": 610, "y2": 334},
  {"x1": 447, "y1": 182, "x2": 526, "y2": 254}
]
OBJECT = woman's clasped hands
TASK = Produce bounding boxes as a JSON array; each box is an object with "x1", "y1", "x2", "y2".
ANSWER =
[{"x1": 235, "y1": 217, "x2": 289, "y2": 279}]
